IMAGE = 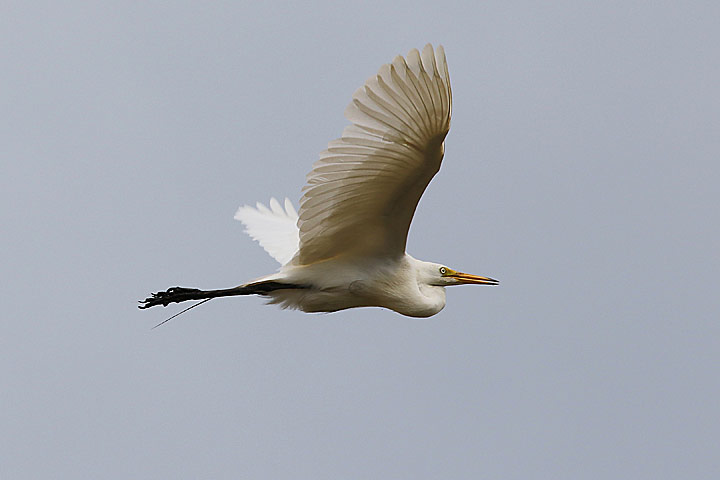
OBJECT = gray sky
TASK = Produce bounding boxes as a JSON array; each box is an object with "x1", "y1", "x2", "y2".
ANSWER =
[{"x1": 3, "y1": 1, "x2": 719, "y2": 478}]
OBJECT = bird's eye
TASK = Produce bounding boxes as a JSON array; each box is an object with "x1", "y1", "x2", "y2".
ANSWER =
[{"x1": 439, "y1": 267, "x2": 447, "y2": 275}]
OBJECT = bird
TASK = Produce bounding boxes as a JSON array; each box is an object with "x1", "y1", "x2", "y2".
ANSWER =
[{"x1": 139, "y1": 44, "x2": 498, "y2": 323}]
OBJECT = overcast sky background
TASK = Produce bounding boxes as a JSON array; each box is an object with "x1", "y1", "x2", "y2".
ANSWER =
[{"x1": 2, "y1": 1, "x2": 719, "y2": 478}]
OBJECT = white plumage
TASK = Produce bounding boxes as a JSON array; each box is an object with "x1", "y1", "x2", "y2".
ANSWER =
[
  {"x1": 141, "y1": 44, "x2": 497, "y2": 320},
  {"x1": 238, "y1": 45, "x2": 450, "y2": 268},
  {"x1": 234, "y1": 197, "x2": 299, "y2": 266}
]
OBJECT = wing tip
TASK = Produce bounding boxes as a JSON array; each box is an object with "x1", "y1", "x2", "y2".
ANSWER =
[{"x1": 234, "y1": 198, "x2": 298, "y2": 223}]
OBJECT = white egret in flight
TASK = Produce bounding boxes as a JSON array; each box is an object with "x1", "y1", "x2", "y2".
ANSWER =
[{"x1": 140, "y1": 44, "x2": 498, "y2": 323}]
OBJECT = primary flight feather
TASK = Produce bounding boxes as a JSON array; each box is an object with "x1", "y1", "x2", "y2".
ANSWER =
[{"x1": 140, "y1": 44, "x2": 498, "y2": 321}]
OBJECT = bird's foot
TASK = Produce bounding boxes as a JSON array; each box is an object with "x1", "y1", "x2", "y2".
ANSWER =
[{"x1": 138, "y1": 287, "x2": 204, "y2": 309}]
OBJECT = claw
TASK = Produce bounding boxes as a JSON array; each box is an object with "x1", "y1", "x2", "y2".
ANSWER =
[{"x1": 138, "y1": 287, "x2": 204, "y2": 309}]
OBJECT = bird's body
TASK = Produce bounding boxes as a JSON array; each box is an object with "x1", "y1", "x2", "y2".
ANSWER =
[
  {"x1": 140, "y1": 44, "x2": 497, "y2": 321},
  {"x1": 254, "y1": 255, "x2": 448, "y2": 317}
]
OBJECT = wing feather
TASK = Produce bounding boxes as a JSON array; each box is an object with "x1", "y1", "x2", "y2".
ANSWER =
[
  {"x1": 234, "y1": 197, "x2": 300, "y2": 266},
  {"x1": 295, "y1": 44, "x2": 452, "y2": 265}
]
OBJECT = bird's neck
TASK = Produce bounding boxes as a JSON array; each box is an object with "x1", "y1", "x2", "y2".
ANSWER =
[
  {"x1": 399, "y1": 255, "x2": 447, "y2": 317},
  {"x1": 415, "y1": 282, "x2": 446, "y2": 317}
]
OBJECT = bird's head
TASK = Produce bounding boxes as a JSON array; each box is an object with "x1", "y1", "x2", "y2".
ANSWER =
[{"x1": 426, "y1": 263, "x2": 499, "y2": 287}]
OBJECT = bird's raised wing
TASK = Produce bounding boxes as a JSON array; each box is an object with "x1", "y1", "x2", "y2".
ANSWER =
[
  {"x1": 295, "y1": 44, "x2": 452, "y2": 265},
  {"x1": 235, "y1": 197, "x2": 300, "y2": 265}
]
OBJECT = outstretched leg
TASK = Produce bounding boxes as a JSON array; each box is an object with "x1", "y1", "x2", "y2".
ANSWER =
[{"x1": 138, "y1": 281, "x2": 306, "y2": 309}]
